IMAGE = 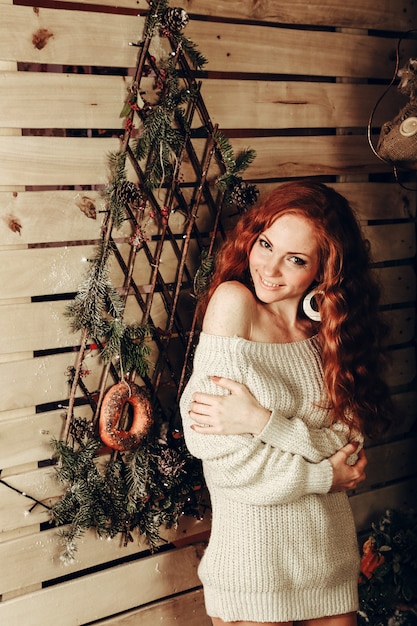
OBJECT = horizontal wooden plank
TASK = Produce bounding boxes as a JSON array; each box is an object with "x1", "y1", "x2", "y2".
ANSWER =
[
  {"x1": 0, "y1": 71, "x2": 127, "y2": 130},
  {"x1": 363, "y1": 222, "x2": 416, "y2": 263},
  {"x1": 0, "y1": 5, "x2": 142, "y2": 68},
  {"x1": 185, "y1": 0, "x2": 417, "y2": 31},
  {"x1": 54, "y1": 0, "x2": 417, "y2": 31},
  {"x1": 1, "y1": 182, "x2": 414, "y2": 250},
  {"x1": 329, "y1": 183, "x2": 417, "y2": 221},
  {"x1": 229, "y1": 135, "x2": 392, "y2": 179},
  {"x1": 380, "y1": 307, "x2": 415, "y2": 346},
  {"x1": 0, "y1": 132, "x2": 397, "y2": 188},
  {"x1": 0, "y1": 136, "x2": 118, "y2": 186},
  {"x1": 0, "y1": 189, "x2": 191, "y2": 249},
  {"x1": 2, "y1": 5, "x2": 417, "y2": 79},
  {"x1": 0, "y1": 71, "x2": 403, "y2": 130},
  {"x1": 256, "y1": 182, "x2": 417, "y2": 221},
  {"x1": 0, "y1": 242, "x2": 190, "y2": 303},
  {"x1": 0, "y1": 539, "x2": 206, "y2": 623},
  {"x1": 351, "y1": 477, "x2": 417, "y2": 532},
  {"x1": 202, "y1": 80, "x2": 403, "y2": 130},
  {"x1": 0, "y1": 409, "x2": 75, "y2": 470},
  {"x1": 360, "y1": 436, "x2": 417, "y2": 492},
  {"x1": 0, "y1": 467, "x2": 59, "y2": 533},
  {"x1": 2, "y1": 134, "x2": 393, "y2": 187},
  {"x1": 389, "y1": 391, "x2": 417, "y2": 439},
  {"x1": 374, "y1": 265, "x2": 416, "y2": 306},
  {"x1": 387, "y1": 346, "x2": 416, "y2": 388},
  {"x1": 0, "y1": 351, "x2": 103, "y2": 413},
  {"x1": 96, "y1": 588, "x2": 210, "y2": 626},
  {"x1": 0, "y1": 515, "x2": 209, "y2": 594},
  {"x1": 0, "y1": 300, "x2": 74, "y2": 354},
  {"x1": 186, "y1": 21, "x2": 417, "y2": 80},
  {"x1": 0, "y1": 244, "x2": 97, "y2": 298}
]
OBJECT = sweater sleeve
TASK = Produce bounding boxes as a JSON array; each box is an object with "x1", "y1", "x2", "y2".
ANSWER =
[
  {"x1": 179, "y1": 341, "x2": 334, "y2": 506},
  {"x1": 254, "y1": 411, "x2": 356, "y2": 463}
]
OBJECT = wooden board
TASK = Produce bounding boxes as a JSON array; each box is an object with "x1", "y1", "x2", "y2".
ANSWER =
[
  {"x1": 0, "y1": 136, "x2": 119, "y2": 186},
  {"x1": 0, "y1": 189, "x2": 187, "y2": 249},
  {"x1": 96, "y1": 588, "x2": 210, "y2": 626},
  {"x1": 0, "y1": 352, "x2": 103, "y2": 412},
  {"x1": 351, "y1": 477, "x2": 417, "y2": 532},
  {"x1": 380, "y1": 307, "x2": 415, "y2": 346},
  {"x1": 1, "y1": 184, "x2": 414, "y2": 252},
  {"x1": 2, "y1": 5, "x2": 417, "y2": 78},
  {"x1": 359, "y1": 436, "x2": 417, "y2": 492},
  {"x1": 0, "y1": 542, "x2": 206, "y2": 625},
  {"x1": 0, "y1": 515, "x2": 210, "y2": 595},
  {"x1": 0, "y1": 466, "x2": 59, "y2": 532},
  {"x1": 374, "y1": 265, "x2": 416, "y2": 306},
  {"x1": 178, "y1": 0, "x2": 417, "y2": 31},
  {"x1": 0, "y1": 71, "x2": 403, "y2": 130},
  {"x1": 363, "y1": 222, "x2": 416, "y2": 263},
  {"x1": 386, "y1": 346, "x2": 416, "y2": 388},
  {"x1": 53, "y1": 0, "x2": 417, "y2": 31},
  {"x1": 0, "y1": 134, "x2": 392, "y2": 188},
  {"x1": 0, "y1": 410, "x2": 74, "y2": 470},
  {"x1": 227, "y1": 135, "x2": 391, "y2": 179}
]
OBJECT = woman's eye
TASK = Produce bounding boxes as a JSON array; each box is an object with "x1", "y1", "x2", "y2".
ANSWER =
[
  {"x1": 289, "y1": 255, "x2": 306, "y2": 266},
  {"x1": 259, "y1": 238, "x2": 271, "y2": 250}
]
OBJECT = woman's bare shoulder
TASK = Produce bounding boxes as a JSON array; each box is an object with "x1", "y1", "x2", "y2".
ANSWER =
[{"x1": 202, "y1": 281, "x2": 256, "y2": 338}]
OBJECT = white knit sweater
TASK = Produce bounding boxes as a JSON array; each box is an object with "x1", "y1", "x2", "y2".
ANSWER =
[{"x1": 180, "y1": 332, "x2": 361, "y2": 622}]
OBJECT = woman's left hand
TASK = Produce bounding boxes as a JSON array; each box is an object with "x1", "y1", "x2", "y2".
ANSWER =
[{"x1": 189, "y1": 376, "x2": 271, "y2": 435}]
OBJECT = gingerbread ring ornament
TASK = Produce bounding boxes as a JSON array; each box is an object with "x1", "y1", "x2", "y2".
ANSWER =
[{"x1": 99, "y1": 381, "x2": 153, "y2": 451}]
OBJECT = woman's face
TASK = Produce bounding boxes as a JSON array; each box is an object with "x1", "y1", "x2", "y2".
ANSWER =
[{"x1": 249, "y1": 213, "x2": 321, "y2": 307}]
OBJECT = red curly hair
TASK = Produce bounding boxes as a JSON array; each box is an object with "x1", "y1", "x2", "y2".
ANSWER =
[{"x1": 198, "y1": 180, "x2": 392, "y2": 437}]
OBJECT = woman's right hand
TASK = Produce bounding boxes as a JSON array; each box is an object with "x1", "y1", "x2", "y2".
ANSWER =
[{"x1": 329, "y1": 442, "x2": 367, "y2": 492}]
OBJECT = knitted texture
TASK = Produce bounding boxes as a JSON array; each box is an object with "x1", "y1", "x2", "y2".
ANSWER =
[{"x1": 180, "y1": 332, "x2": 361, "y2": 622}]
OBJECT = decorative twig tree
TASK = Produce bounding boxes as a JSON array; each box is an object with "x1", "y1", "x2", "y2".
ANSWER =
[{"x1": 50, "y1": 0, "x2": 258, "y2": 562}]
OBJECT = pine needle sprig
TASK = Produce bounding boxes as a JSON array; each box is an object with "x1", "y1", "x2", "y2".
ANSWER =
[
  {"x1": 120, "y1": 323, "x2": 153, "y2": 377},
  {"x1": 99, "y1": 317, "x2": 126, "y2": 365},
  {"x1": 170, "y1": 32, "x2": 207, "y2": 70},
  {"x1": 143, "y1": 0, "x2": 169, "y2": 39},
  {"x1": 104, "y1": 151, "x2": 130, "y2": 229},
  {"x1": 65, "y1": 241, "x2": 124, "y2": 339},
  {"x1": 212, "y1": 129, "x2": 259, "y2": 212}
]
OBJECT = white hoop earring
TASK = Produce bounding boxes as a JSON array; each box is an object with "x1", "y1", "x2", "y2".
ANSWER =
[{"x1": 302, "y1": 289, "x2": 322, "y2": 322}]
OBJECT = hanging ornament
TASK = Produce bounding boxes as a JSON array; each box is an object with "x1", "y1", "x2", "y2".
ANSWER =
[
  {"x1": 160, "y1": 7, "x2": 189, "y2": 34},
  {"x1": 99, "y1": 381, "x2": 153, "y2": 451},
  {"x1": 230, "y1": 181, "x2": 259, "y2": 213},
  {"x1": 116, "y1": 181, "x2": 146, "y2": 211}
]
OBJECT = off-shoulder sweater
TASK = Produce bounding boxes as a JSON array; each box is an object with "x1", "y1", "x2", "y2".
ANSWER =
[{"x1": 180, "y1": 332, "x2": 361, "y2": 623}]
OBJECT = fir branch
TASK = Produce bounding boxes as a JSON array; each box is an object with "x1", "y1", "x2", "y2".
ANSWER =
[
  {"x1": 143, "y1": 0, "x2": 169, "y2": 39},
  {"x1": 108, "y1": 151, "x2": 127, "y2": 183},
  {"x1": 100, "y1": 317, "x2": 126, "y2": 364},
  {"x1": 234, "y1": 148, "x2": 257, "y2": 174},
  {"x1": 171, "y1": 32, "x2": 207, "y2": 70},
  {"x1": 120, "y1": 323, "x2": 153, "y2": 377},
  {"x1": 105, "y1": 152, "x2": 130, "y2": 229},
  {"x1": 65, "y1": 241, "x2": 124, "y2": 339}
]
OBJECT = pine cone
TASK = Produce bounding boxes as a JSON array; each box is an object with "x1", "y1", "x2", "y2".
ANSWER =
[
  {"x1": 230, "y1": 181, "x2": 259, "y2": 212},
  {"x1": 116, "y1": 181, "x2": 145, "y2": 211},
  {"x1": 160, "y1": 7, "x2": 189, "y2": 33}
]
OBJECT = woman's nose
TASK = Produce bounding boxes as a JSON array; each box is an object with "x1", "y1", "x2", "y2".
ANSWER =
[{"x1": 264, "y1": 256, "x2": 282, "y2": 276}]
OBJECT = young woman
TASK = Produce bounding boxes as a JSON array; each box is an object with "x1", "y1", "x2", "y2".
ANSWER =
[{"x1": 179, "y1": 181, "x2": 392, "y2": 626}]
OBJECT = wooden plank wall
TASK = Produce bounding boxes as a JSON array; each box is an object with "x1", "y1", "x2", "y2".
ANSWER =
[{"x1": 1, "y1": 0, "x2": 416, "y2": 624}]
